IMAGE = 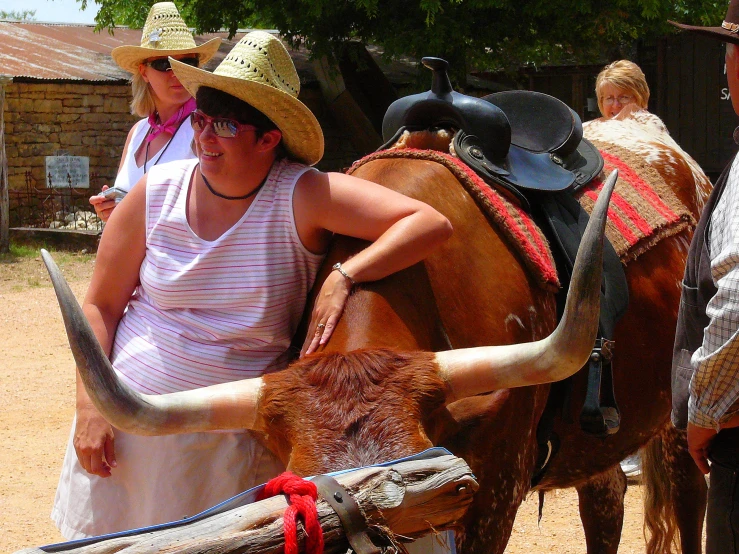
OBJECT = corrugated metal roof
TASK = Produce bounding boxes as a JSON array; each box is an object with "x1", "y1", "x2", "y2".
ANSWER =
[
  {"x1": 0, "y1": 21, "x2": 418, "y2": 85},
  {"x1": 0, "y1": 21, "x2": 245, "y2": 82}
]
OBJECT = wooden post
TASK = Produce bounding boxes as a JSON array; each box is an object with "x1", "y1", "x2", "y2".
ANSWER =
[
  {"x1": 571, "y1": 73, "x2": 585, "y2": 121},
  {"x1": 0, "y1": 75, "x2": 12, "y2": 254},
  {"x1": 15, "y1": 454, "x2": 477, "y2": 554},
  {"x1": 313, "y1": 55, "x2": 383, "y2": 156}
]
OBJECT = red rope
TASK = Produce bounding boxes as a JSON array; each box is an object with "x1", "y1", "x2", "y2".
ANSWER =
[{"x1": 258, "y1": 472, "x2": 324, "y2": 554}]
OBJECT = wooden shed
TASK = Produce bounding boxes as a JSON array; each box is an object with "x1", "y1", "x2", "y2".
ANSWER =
[{"x1": 657, "y1": 34, "x2": 737, "y2": 177}]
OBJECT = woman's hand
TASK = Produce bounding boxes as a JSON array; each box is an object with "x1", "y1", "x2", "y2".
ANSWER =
[
  {"x1": 612, "y1": 102, "x2": 642, "y2": 121},
  {"x1": 301, "y1": 271, "x2": 352, "y2": 356},
  {"x1": 89, "y1": 186, "x2": 116, "y2": 223},
  {"x1": 74, "y1": 402, "x2": 117, "y2": 478}
]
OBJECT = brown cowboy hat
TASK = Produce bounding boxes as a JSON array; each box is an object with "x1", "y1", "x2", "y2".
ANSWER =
[{"x1": 669, "y1": 0, "x2": 739, "y2": 45}]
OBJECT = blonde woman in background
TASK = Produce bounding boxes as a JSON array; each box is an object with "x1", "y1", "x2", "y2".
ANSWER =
[
  {"x1": 89, "y1": 2, "x2": 220, "y2": 221},
  {"x1": 595, "y1": 59, "x2": 650, "y2": 120}
]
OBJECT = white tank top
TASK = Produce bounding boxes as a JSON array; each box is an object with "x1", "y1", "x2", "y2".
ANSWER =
[
  {"x1": 111, "y1": 158, "x2": 324, "y2": 394},
  {"x1": 113, "y1": 118, "x2": 196, "y2": 192}
]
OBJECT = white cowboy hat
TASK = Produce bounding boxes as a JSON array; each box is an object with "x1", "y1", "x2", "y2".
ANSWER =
[
  {"x1": 170, "y1": 30, "x2": 324, "y2": 166},
  {"x1": 111, "y1": 2, "x2": 221, "y2": 74}
]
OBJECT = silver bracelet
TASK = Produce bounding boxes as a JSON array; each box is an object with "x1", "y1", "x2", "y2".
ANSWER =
[{"x1": 332, "y1": 262, "x2": 356, "y2": 286}]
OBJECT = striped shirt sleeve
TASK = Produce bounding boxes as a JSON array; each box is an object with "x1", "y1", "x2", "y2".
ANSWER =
[{"x1": 689, "y1": 155, "x2": 739, "y2": 429}]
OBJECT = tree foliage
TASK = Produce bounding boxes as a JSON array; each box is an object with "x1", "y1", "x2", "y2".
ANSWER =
[
  {"x1": 82, "y1": 0, "x2": 727, "y2": 77},
  {"x1": 0, "y1": 9, "x2": 36, "y2": 21}
]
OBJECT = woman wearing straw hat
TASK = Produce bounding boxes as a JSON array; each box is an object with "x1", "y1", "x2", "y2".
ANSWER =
[
  {"x1": 88, "y1": 2, "x2": 220, "y2": 222},
  {"x1": 52, "y1": 30, "x2": 453, "y2": 539}
]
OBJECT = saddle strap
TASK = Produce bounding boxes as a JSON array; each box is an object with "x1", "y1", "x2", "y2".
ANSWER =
[
  {"x1": 453, "y1": 130, "x2": 530, "y2": 208},
  {"x1": 579, "y1": 337, "x2": 620, "y2": 437},
  {"x1": 312, "y1": 475, "x2": 382, "y2": 554}
]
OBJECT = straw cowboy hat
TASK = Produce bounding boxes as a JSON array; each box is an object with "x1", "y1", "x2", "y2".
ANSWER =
[
  {"x1": 669, "y1": 0, "x2": 739, "y2": 45},
  {"x1": 170, "y1": 31, "x2": 324, "y2": 166},
  {"x1": 111, "y1": 2, "x2": 221, "y2": 74}
]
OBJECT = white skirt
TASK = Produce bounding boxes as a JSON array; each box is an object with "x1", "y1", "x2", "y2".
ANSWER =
[{"x1": 51, "y1": 418, "x2": 284, "y2": 540}]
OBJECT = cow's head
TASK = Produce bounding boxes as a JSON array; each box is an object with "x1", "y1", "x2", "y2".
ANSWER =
[{"x1": 44, "y1": 172, "x2": 617, "y2": 476}]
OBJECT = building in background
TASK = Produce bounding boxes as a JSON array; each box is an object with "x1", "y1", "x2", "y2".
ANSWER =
[
  {"x1": 517, "y1": 34, "x2": 735, "y2": 179},
  {"x1": 0, "y1": 21, "x2": 730, "y2": 241}
]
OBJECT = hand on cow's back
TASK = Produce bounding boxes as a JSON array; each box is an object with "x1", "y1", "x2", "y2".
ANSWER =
[
  {"x1": 74, "y1": 403, "x2": 117, "y2": 478},
  {"x1": 301, "y1": 270, "x2": 352, "y2": 356}
]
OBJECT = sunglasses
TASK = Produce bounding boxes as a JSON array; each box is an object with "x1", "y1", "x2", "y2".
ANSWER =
[
  {"x1": 146, "y1": 56, "x2": 199, "y2": 72},
  {"x1": 190, "y1": 110, "x2": 258, "y2": 138}
]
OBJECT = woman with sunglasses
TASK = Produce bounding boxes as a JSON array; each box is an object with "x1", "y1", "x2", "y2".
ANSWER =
[
  {"x1": 52, "y1": 31, "x2": 453, "y2": 540},
  {"x1": 88, "y1": 2, "x2": 220, "y2": 222}
]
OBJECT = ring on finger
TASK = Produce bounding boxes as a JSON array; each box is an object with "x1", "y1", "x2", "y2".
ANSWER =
[{"x1": 316, "y1": 323, "x2": 326, "y2": 332}]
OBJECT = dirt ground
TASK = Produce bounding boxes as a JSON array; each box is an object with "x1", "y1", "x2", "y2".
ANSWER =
[{"x1": 0, "y1": 252, "x2": 666, "y2": 553}]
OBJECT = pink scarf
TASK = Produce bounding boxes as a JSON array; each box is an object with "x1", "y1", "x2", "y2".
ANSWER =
[{"x1": 146, "y1": 97, "x2": 196, "y2": 143}]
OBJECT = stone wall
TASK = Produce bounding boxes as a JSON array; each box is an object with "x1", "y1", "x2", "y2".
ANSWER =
[
  {"x1": 4, "y1": 81, "x2": 138, "y2": 191},
  {"x1": 3, "y1": 80, "x2": 361, "y2": 196}
]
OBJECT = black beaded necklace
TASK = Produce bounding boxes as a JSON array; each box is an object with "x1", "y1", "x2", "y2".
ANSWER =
[{"x1": 200, "y1": 168, "x2": 268, "y2": 201}]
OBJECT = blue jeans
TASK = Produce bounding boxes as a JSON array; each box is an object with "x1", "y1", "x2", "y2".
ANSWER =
[{"x1": 707, "y1": 427, "x2": 739, "y2": 554}]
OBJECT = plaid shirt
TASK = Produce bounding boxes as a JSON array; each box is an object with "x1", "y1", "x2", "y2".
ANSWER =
[{"x1": 690, "y1": 154, "x2": 739, "y2": 429}]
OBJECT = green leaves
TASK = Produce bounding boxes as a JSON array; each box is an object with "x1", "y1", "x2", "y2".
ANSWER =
[
  {"x1": 0, "y1": 9, "x2": 36, "y2": 20},
  {"x1": 83, "y1": 0, "x2": 727, "y2": 81}
]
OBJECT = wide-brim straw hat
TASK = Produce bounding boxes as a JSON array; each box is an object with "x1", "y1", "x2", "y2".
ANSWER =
[
  {"x1": 170, "y1": 30, "x2": 324, "y2": 166},
  {"x1": 111, "y1": 2, "x2": 221, "y2": 74},
  {"x1": 669, "y1": 0, "x2": 739, "y2": 45}
]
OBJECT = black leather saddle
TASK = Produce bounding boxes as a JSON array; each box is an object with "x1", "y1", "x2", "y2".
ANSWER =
[
  {"x1": 382, "y1": 57, "x2": 577, "y2": 199},
  {"x1": 483, "y1": 90, "x2": 604, "y2": 189}
]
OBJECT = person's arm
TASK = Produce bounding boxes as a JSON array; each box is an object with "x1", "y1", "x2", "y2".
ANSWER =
[
  {"x1": 90, "y1": 122, "x2": 139, "y2": 222},
  {"x1": 75, "y1": 174, "x2": 148, "y2": 477},
  {"x1": 294, "y1": 170, "x2": 453, "y2": 355},
  {"x1": 688, "y1": 173, "x2": 739, "y2": 473}
]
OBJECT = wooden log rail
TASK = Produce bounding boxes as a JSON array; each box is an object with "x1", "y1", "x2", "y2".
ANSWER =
[{"x1": 17, "y1": 454, "x2": 477, "y2": 554}]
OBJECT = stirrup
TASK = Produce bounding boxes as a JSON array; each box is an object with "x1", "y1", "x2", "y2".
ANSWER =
[
  {"x1": 580, "y1": 406, "x2": 620, "y2": 437},
  {"x1": 580, "y1": 338, "x2": 620, "y2": 437}
]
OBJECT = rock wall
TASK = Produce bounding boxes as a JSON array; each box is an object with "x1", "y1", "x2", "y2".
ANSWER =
[
  {"x1": 4, "y1": 81, "x2": 137, "y2": 191},
  {"x1": 3, "y1": 81, "x2": 361, "y2": 196}
]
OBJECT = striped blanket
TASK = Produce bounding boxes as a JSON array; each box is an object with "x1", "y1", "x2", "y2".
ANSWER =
[
  {"x1": 349, "y1": 143, "x2": 695, "y2": 291},
  {"x1": 578, "y1": 143, "x2": 695, "y2": 263}
]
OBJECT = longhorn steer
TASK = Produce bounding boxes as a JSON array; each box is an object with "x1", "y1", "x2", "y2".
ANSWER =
[{"x1": 43, "y1": 170, "x2": 615, "y2": 548}]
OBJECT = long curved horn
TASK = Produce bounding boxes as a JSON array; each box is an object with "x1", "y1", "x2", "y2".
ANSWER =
[
  {"x1": 41, "y1": 249, "x2": 262, "y2": 435},
  {"x1": 436, "y1": 169, "x2": 618, "y2": 403}
]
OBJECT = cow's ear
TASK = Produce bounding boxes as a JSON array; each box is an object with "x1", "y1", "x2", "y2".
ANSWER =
[{"x1": 427, "y1": 389, "x2": 510, "y2": 447}]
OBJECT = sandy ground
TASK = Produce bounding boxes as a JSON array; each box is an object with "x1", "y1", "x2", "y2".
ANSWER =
[{"x1": 0, "y1": 253, "x2": 658, "y2": 553}]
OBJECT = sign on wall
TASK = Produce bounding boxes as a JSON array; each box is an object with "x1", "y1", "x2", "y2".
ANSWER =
[{"x1": 45, "y1": 155, "x2": 89, "y2": 188}]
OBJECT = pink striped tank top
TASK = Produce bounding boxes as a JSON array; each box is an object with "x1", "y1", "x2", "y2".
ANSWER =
[{"x1": 111, "y1": 158, "x2": 324, "y2": 394}]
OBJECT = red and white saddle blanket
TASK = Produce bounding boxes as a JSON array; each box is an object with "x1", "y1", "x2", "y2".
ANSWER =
[{"x1": 350, "y1": 122, "x2": 698, "y2": 292}]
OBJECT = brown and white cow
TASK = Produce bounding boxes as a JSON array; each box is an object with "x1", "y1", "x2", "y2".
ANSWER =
[
  {"x1": 315, "y1": 112, "x2": 710, "y2": 554},
  {"x1": 48, "y1": 111, "x2": 709, "y2": 554}
]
